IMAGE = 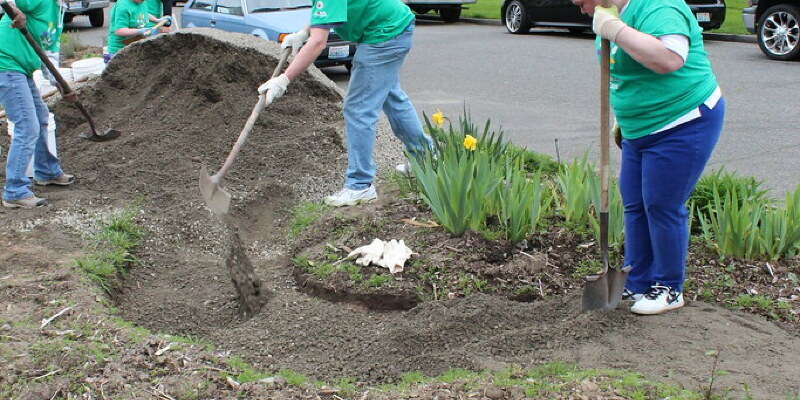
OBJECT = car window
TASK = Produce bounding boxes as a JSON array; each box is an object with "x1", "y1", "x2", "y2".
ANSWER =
[
  {"x1": 215, "y1": 0, "x2": 244, "y2": 16},
  {"x1": 190, "y1": 0, "x2": 214, "y2": 11},
  {"x1": 246, "y1": 0, "x2": 310, "y2": 13}
]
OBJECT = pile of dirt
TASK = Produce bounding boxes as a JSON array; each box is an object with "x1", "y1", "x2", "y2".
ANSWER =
[{"x1": 1, "y1": 29, "x2": 799, "y2": 399}]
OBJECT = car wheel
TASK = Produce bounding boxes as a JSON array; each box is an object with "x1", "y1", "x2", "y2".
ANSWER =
[
  {"x1": 89, "y1": 8, "x2": 104, "y2": 27},
  {"x1": 440, "y1": 7, "x2": 461, "y2": 23},
  {"x1": 504, "y1": 0, "x2": 531, "y2": 34},
  {"x1": 63, "y1": 13, "x2": 74, "y2": 24},
  {"x1": 757, "y1": 4, "x2": 800, "y2": 61}
]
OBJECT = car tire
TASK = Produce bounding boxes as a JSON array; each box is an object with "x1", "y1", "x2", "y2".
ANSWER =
[
  {"x1": 89, "y1": 8, "x2": 104, "y2": 27},
  {"x1": 504, "y1": 0, "x2": 531, "y2": 34},
  {"x1": 440, "y1": 7, "x2": 461, "y2": 23},
  {"x1": 63, "y1": 13, "x2": 74, "y2": 24},
  {"x1": 757, "y1": 4, "x2": 800, "y2": 61}
]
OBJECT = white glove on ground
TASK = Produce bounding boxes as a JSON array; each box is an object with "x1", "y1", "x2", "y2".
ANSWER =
[
  {"x1": 257, "y1": 73, "x2": 290, "y2": 103},
  {"x1": 348, "y1": 238, "x2": 385, "y2": 267},
  {"x1": 378, "y1": 239, "x2": 414, "y2": 274},
  {"x1": 593, "y1": 5, "x2": 627, "y2": 42},
  {"x1": 281, "y1": 29, "x2": 309, "y2": 55}
]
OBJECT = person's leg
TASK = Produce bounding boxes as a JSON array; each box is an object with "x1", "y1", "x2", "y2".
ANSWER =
[
  {"x1": 1, "y1": 72, "x2": 40, "y2": 202},
  {"x1": 619, "y1": 137, "x2": 655, "y2": 294},
  {"x1": 381, "y1": 28, "x2": 433, "y2": 157},
  {"x1": 29, "y1": 78, "x2": 64, "y2": 182},
  {"x1": 342, "y1": 28, "x2": 413, "y2": 190},
  {"x1": 642, "y1": 100, "x2": 724, "y2": 292}
]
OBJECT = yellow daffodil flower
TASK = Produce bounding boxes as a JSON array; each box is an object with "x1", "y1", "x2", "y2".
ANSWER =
[
  {"x1": 432, "y1": 109, "x2": 445, "y2": 128},
  {"x1": 463, "y1": 134, "x2": 477, "y2": 151}
]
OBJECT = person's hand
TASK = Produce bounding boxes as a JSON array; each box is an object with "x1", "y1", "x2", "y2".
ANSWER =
[
  {"x1": 593, "y1": 5, "x2": 627, "y2": 42},
  {"x1": 613, "y1": 119, "x2": 622, "y2": 149},
  {"x1": 136, "y1": 28, "x2": 152, "y2": 36},
  {"x1": 257, "y1": 73, "x2": 290, "y2": 103},
  {"x1": 158, "y1": 15, "x2": 173, "y2": 27},
  {"x1": 281, "y1": 29, "x2": 309, "y2": 55},
  {"x1": 10, "y1": 5, "x2": 26, "y2": 29}
]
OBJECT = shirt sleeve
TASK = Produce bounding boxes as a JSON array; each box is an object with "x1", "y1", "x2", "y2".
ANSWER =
[
  {"x1": 13, "y1": 0, "x2": 40, "y2": 15},
  {"x1": 659, "y1": 34, "x2": 689, "y2": 61},
  {"x1": 310, "y1": 0, "x2": 347, "y2": 25},
  {"x1": 636, "y1": 5, "x2": 692, "y2": 38}
]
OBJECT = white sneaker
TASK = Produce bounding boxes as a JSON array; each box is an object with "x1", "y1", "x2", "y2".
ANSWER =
[
  {"x1": 323, "y1": 186, "x2": 377, "y2": 207},
  {"x1": 395, "y1": 162, "x2": 411, "y2": 175},
  {"x1": 630, "y1": 285, "x2": 684, "y2": 315},
  {"x1": 621, "y1": 288, "x2": 643, "y2": 302}
]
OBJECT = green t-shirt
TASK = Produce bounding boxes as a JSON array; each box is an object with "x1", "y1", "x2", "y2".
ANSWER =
[
  {"x1": 0, "y1": 0, "x2": 62, "y2": 76},
  {"x1": 597, "y1": 0, "x2": 718, "y2": 139},
  {"x1": 108, "y1": 0, "x2": 148, "y2": 54},
  {"x1": 144, "y1": 0, "x2": 163, "y2": 27},
  {"x1": 309, "y1": 0, "x2": 414, "y2": 44}
]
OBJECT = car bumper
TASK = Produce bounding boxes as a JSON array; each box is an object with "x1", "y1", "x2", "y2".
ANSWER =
[
  {"x1": 64, "y1": 0, "x2": 109, "y2": 13},
  {"x1": 742, "y1": 6, "x2": 757, "y2": 33},
  {"x1": 687, "y1": 3, "x2": 726, "y2": 30}
]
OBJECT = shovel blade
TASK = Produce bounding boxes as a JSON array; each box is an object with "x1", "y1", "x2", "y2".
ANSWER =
[
  {"x1": 199, "y1": 165, "x2": 231, "y2": 214},
  {"x1": 581, "y1": 266, "x2": 631, "y2": 312},
  {"x1": 81, "y1": 128, "x2": 121, "y2": 142}
]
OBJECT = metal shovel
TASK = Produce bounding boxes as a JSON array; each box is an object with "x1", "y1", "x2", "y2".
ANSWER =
[
  {"x1": 0, "y1": 0, "x2": 120, "y2": 142},
  {"x1": 199, "y1": 47, "x2": 291, "y2": 214},
  {"x1": 581, "y1": 28, "x2": 631, "y2": 312}
]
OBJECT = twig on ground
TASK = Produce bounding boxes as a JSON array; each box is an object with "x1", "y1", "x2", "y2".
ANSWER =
[
  {"x1": 40, "y1": 306, "x2": 75, "y2": 329},
  {"x1": 34, "y1": 368, "x2": 62, "y2": 381}
]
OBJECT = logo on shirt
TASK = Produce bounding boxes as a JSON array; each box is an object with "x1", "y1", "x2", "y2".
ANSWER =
[
  {"x1": 315, "y1": 1, "x2": 323, "y2": 9},
  {"x1": 39, "y1": 22, "x2": 57, "y2": 48}
]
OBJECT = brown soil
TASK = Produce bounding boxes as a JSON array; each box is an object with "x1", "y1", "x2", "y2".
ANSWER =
[{"x1": 1, "y1": 29, "x2": 798, "y2": 399}]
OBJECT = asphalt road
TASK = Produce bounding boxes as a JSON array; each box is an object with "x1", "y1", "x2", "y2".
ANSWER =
[{"x1": 68, "y1": 16, "x2": 799, "y2": 195}]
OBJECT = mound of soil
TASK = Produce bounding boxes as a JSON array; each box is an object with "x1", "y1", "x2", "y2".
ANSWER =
[{"x1": 1, "y1": 29, "x2": 798, "y2": 399}]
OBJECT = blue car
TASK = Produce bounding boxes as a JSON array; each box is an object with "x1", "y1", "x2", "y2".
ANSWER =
[{"x1": 180, "y1": 0, "x2": 355, "y2": 70}]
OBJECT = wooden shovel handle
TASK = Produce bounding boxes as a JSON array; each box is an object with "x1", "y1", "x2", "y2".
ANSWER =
[{"x1": 599, "y1": 0, "x2": 611, "y2": 271}]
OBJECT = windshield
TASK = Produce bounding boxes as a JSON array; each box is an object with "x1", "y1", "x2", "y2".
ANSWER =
[{"x1": 246, "y1": 0, "x2": 310, "y2": 12}]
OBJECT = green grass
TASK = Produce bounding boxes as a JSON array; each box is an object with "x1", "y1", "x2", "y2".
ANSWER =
[
  {"x1": 461, "y1": 0, "x2": 750, "y2": 35},
  {"x1": 288, "y1": 202, "x2": 328, "y2": 239}
]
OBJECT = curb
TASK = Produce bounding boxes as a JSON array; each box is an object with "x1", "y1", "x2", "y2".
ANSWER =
[{"x1": 449, "y1": 16, "x2": 757, "y2": 43}]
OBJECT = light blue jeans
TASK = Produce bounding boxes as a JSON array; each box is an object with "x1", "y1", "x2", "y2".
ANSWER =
[
  {"x1": 343, "y1": 21, "x2": 433, "y2": 190},
  {"x1": 0, "y1": 71, "x2": 64, "y2": 201}
]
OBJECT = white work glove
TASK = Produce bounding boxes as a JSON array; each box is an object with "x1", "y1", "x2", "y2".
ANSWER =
[
  {"x1": 378, "y1": 239, "x2": 414, "y2": 274},
  {"x1": 281, "y1": 29, "x2": 309, "y2": 55},
  {"x1": 348, "y1": 238, "x2": 385, "y2": 267},
  {"x1": 593, "y1": 5, "x2": 627, "y2": 42},
  {"x1": 257, "y1": 73, "x2": 290, "y2": 104}
]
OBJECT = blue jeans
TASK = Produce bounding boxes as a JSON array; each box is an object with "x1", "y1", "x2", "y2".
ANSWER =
[
  {"x1": 0, "y1": 71, "x2": 64, "y2": 201},
  {"x1": 619, "y1": 98, "x2": 725, "y2": 293},
  {"x1": 342, "y1": 21, "x2": 433, "y2": 190}
]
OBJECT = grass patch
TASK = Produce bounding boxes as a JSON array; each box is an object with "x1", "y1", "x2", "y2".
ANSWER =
[
  {"x1": 288, "y1": 202, "x2": 328, "y2": 239},
  {"x1": 363, "y1": 273, "x2": 393, "y2": 288},
  {"x1": 74, "y1": 207, "x2": 144, "y2": 293},
  {"x1": 462, "y1": 0, "x2": 502, "y2": 19}
]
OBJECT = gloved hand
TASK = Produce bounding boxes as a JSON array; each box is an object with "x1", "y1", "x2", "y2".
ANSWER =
[
  {"x1": 378, "y1": 239, "x2": 414, "y2": 274},
  {"x1": 348, "y1": 239, "x2": 385, "y2": 267},
  {"x1": 136, "y1": 28, "x2": 154, "y2": 36},
  {"x1": 613, "y1": 119, "x2": 622, "y2": 149},
  {"x1": 257, "y1": 73, "x2": 290, "y2": 103},
  {"x1": 593, "y1": 5, "x2": 627, "y2": 42},
  {"x1": 281, "y1": 29, "x2": 309, "y2": 55},
  {"x1": 158, "y1": 15, "x2": 173, "y2": 27}
]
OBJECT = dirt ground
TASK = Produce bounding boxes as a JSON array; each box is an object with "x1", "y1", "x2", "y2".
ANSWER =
[{"x1": 1, "y1": 30, "x2": 799, "y2": 399}]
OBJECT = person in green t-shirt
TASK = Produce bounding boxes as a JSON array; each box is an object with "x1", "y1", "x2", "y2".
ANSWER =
[
  {"x1": 257, "y1": 0, "x2": 434, "y2": 207},
  {"x1": 144, "y1": 0, "x2": 171, "y2": 32},
  {"x1": 0, "y1": 0, "x2": 76, "y2": 209},
  {"x1": 572, "y1": 0, "x2": 725, "y2": 315},
  {"x1": 105, "y1": 0, "x2": 170, "y2": 62}
]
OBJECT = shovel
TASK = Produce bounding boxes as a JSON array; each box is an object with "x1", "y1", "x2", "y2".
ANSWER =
[
  {"x1": 0, "y1": 0, "x2": 120, "y2": 142},
  {"x1": 199, "y1": 47, "x2": 291, "y2": 214},
  {"x1": 121, "y1": 18, "x2": 169, "y2": 46},
  {"x1": 581, "y1": 15, "x2": 631, "y2": 312}
]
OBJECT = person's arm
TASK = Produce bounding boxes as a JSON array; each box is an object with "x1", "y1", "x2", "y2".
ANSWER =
[
  {"x1": 613, "y1": 28, "x2": 685, "y2": 74},
  {"x1": 284, "y1": 27, "x2": 329, "y2": 80},
  {"x1": 593, "y1": 6, "x2": 685, "y2": 74}
]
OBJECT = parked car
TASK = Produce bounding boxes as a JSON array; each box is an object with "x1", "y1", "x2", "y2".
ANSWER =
[
  {"x1": 180, "y1": 0, "x2": 355, "y2": 70},
  {"x1": 743, "y1": 0, "x2": 800, "y2": 60},
  {"x1": 404, "y1": 0, "x2": 477, "y2": 23},
  {"x1": 502, "y1": 0, "x2": 726, "y2": 34},
  {"x1": 63, "y1": 0, "x2": 110, "y2": 27}
]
